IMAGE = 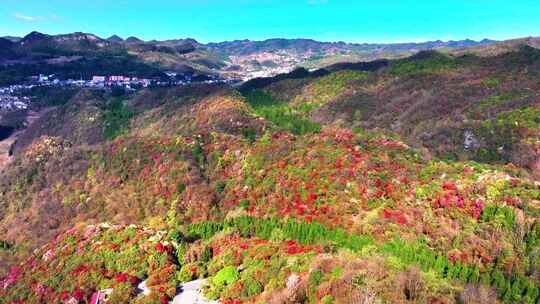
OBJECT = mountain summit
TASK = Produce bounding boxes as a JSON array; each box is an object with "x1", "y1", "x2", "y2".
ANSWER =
[
  {"x1": 107, "y1": 34, "x2": 124, "y2": 43},
  {"x1": 20, "y1": 31, "x2": 50, "y2": 44},
  {"x1": 125, "y1": 36, "x2": 144, "y2": 44}
]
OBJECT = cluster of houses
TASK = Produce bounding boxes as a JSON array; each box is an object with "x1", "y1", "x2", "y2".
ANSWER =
[
  {"x1": 0, "y1": 86, "x2": 30, "y2": 111},
  {"x1": 0, "y1": 72, "x2": 236, "y2": 113},
  {"x1": 29, "y1": 74, "x2": 154, "y2": 89},
  {"x1": 0, "y1": 94, "x2": 29, "y2": 111},
  {"x1": 32, "y1": 73, "x2": 230, "y2": 89},
  {"x1": 91, "y1": 75, "x2": 152, "y2": 88}
]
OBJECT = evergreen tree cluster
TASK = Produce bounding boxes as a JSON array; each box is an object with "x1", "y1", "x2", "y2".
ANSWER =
[
  {"x1": 187, "y1": 216, "x2": 373, "y2": 251},
  {"x1": 525, "y1": 221, "x2": 540, "y2": 252},
  {"x1": 187, "y1": 218, "x2": 540, "y2": 303},
  {"x1": 382, "y1": 238, "x2": 540, "y2": 303},
  {"x1": 480, "y1": 204, "x2": 516, "y2": 229},
  {"x1": 243, "y1": 90, "x2": 321, "y2": 135},
  {"x1": 0, "y1": 240, "x2": 12, "y2": 250}
]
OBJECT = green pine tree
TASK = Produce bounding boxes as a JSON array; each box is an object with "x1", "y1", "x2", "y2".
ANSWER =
[
  {"x1": 509, "y1": 277, "x2": 524, "y2": 302},
  {"x1": 459, "y1": 265, "x2": 471, "y2": 283},
  {"x1": 492, "y1": 269, "x2": 505, "y2": 291},
  {"x1": 469, "y1": 267, "x2": 480, "y2": 284},
  {"x1": 523, "y1": 283, "x2": 538, "y2": 304},
  {"x1": 501, "y1": 280, "x2": 512, "y2": 301},
  {"x1": 480, "y1": 271, "x2": 492, "y2": 286}
]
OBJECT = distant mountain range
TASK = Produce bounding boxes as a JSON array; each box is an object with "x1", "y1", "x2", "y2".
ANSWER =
[
  {"x1": 206, "y1": 37, "x2": 498, "y2": 55},
  {"x1": 2, "y1": 32, "x2": 498, "y2": 57},
  {"x1": 0, "y1": 31, "x2": 202, "y2": 61},
  {"x1": 0, "y1": 31, "x2": 538, "y2": 85}
]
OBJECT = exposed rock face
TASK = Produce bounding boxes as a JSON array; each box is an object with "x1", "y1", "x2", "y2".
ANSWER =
[
  {"x1": 464, "y1": 129, "x2": 479, "y2": 150},
  {"x1": 286, "y1": 273, "x2": 300, "y2": 291},
  {"x1": 284, "y1": 273, "x2": 307, "y2": 303},
  {"x1": 171, "y1": 279, "x2": 220, "y2": 304}
]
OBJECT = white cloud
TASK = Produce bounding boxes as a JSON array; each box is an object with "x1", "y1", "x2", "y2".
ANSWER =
[{"x1": 13, "y1": 13, "x2": 60, "y2": 22}]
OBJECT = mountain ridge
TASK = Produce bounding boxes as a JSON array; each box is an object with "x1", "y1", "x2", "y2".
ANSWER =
[
  {"x1": 3, "y1": 31, "x2": 501, "y2": 55},
  {"x1": 0, "y1": 31, "x2": 538, "y2": 89},
  {"x1": 2, "y1": 32, "x2": 499, "y2": 47}
]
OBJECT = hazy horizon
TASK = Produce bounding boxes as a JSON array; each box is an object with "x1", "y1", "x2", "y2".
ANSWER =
[
  {"x1": 1, "y1": 30, "x2": 515, "y2": 45},
  {"x1": 1, "y1": 0, "x2": 539, "y2": 44}
]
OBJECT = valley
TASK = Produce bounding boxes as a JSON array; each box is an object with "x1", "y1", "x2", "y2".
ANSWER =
[{"x1": 0, "y1": 32, "x2": 503, "y2": 86}]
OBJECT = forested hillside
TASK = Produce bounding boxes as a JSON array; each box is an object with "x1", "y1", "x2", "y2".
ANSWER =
[{"x1": 1, "y1": 43, "x2": 539, "y2": 304}]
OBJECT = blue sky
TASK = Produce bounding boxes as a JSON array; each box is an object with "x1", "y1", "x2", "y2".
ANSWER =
[{"x1": 1, "y1": 0, "x2": 539, "y2": 43}]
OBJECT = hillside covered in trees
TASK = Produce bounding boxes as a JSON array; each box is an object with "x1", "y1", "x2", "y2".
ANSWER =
[{"x1": 1, "y1": 41, "x2": 540, "y2": 304}]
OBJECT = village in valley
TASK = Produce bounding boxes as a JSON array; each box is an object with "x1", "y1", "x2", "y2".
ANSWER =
[{"x1": 0, "y1": 72, "x2": 232, "y2": 114}]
